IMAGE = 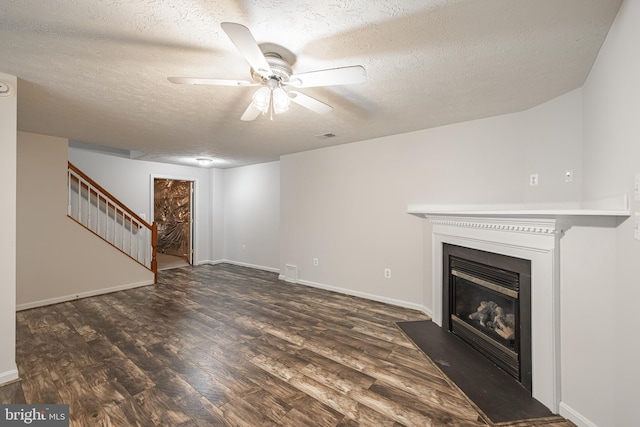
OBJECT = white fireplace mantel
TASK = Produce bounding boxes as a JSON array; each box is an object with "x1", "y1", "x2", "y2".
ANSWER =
[
  {"x1": 407, "y1": 194, "x2": 629, "y2": 413},
  {"x1": 407, "y1": 193, "x2": 630, "y2": 220}
]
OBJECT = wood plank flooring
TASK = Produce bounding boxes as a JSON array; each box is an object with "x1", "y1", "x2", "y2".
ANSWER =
[
  {"x1": 1, "y1": 264, "x2": 576, "y2": 426},
  {"x1": 157, "y1": 253, "x2": 190, "y2": 271}
]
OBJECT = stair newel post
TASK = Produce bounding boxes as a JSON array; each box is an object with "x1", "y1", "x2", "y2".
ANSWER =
[{"x1": 151, "y1": 222, "x2": 158, "y2": 285}]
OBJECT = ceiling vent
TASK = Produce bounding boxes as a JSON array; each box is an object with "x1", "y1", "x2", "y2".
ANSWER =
[{"x1": 315, "y1": 133, "x2": 337, "y2": 139}]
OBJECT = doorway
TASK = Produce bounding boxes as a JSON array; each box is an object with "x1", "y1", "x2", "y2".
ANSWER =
[{"x1": 153, "y1": 178, "x2": 193, "y2": 270}]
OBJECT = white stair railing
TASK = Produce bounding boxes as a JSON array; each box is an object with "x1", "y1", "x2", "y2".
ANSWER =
[{"x1": 67, "y1": 162, "x2": 157, "y2": 282}]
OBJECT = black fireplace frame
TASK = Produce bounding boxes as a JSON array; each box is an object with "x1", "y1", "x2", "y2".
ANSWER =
[{"x1": 443, "y1": 243, "x2": 532, "y2": 393}]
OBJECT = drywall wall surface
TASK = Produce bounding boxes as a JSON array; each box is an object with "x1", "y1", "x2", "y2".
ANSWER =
[
  {"x1": 68, "y1": 146, "x2": 217, "y2": 264},
  {"x1": 559, "y1": 220, "x2": 619, "y2": 427},
  {"x1": 0, "y1": 72, "x2": 17, "y2": 385},
  {"x1": 17, "y1": 132, "x2": 153, "y2": 307},
  {"x1": 579, "y1": 0, "x2": 640, "y2": 425},
  {"x1": 223, "y1": 161, "x2": 280, "y2": 271},
  {"x1": 582, "y1": 0, "x2": 639, "y2": 201},
  {"x1": 210, "y1": 167, "x2": 225, "y2": 262},
  {"x1": 520, "y1": 88, "x2": 583, "y2": 200},
  {"x1": 280, "y1": 89, "x2": 582, "y2": 310}
]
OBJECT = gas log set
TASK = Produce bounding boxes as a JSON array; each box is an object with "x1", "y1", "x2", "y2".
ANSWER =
[{"x1": 468, "y1": 300, "x2": 515, "y2": 340}]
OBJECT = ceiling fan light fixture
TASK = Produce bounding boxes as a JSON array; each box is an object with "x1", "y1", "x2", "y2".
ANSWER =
[
  {"x1": 272, "y1": 86, "x2": 290, "y2": 113},
  {"x1": 252, "y1": 87, "x2": 271, "y2": 113},
  {"x1": 251, "y1": 80, "x2": 291, "y2": 118}
]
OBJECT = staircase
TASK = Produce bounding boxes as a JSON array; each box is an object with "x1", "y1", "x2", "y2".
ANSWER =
[{"x1": 67, "y1": 162, "x2": 158, "y2": 283}]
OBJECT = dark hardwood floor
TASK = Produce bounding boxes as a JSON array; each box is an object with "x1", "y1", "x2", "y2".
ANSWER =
[{"x1": 1, "y1": 264, "x2": 575, "y2": 426}]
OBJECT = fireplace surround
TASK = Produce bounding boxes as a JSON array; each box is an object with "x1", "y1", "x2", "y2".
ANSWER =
[{"x1": 408, "y1": 195, "x2": 629, "y2": 413}]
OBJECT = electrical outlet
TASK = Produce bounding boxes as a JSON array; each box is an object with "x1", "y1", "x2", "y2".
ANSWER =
[
  {"x1": 313, "y1": 258, "x2": 319, "y2": 266},
  {"x1": 564, "y1": 170, "x2": 573, "y2": 182},
  {"x1": 384, "y1": 268, "x2": 391, "y2": 278},
  {"x1": 529, "y1": 173, "x2": 539, "y2": 186}
]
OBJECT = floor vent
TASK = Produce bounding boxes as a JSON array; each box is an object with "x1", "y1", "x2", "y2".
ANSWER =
[{"x1": 284, "y1": 264, "x2": 298, "y2": 283}]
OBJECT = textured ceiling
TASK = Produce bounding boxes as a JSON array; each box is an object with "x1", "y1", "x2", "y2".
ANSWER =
[{"x1": 0, "y1": 0, "x2": 623, "y2": 168}]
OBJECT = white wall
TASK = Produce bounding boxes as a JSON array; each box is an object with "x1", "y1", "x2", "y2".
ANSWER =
[
  {"x1": 280, "y1": 89, "x2": 583, "y2": 312},
  {"x1": 0, "y1": 72, "x2": 18, "y2": 385},
  {"x1": 559, "y1": 219, "x2": 620, "y2": 427},
  {"x1": 210, "y1": 167, "x2": 225, "y2": 262},
  {"x1": 578, "y1": 0, "x2": 640, "y2": 425},
  {"x1": 223, "y1": 161, "x2": 280, "y2": 271},
  {"x1": 69, "y1": 147, "x2": 221, "y2": 264},
  {"x1": 17, "y1": 133, "x2": 154, "y2": 308}
]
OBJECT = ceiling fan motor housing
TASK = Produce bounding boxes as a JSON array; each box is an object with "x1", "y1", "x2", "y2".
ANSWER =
[{"x1": 252, "y1": 53, "x2": 293, "y2": 83}]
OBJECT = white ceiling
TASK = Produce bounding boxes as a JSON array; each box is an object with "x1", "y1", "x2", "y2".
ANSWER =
[{"x1": 0, "y1": 0, "x2": 623, "y2": 168}]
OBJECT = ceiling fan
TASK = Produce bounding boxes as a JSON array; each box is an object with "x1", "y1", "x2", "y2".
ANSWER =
[{"x1": 168, "y1": 22, "x2": 367, "y2": 121}]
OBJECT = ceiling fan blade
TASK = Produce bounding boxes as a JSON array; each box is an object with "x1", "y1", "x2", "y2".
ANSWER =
[
  {"x1": 168, "y1": 77, "x2": 256, "y2": 86},
  {"x1": 241, "y1": 103, "x2": 262, "y2": 121},
  {"x1": 221, "y1": 22, "x2": 272, "y2": 78},
  {"x1": 287, "y1": 65, "x2": 366, "y2": 88},
  {"x1": 288, "y1": 91, "x2": 333, "y2": 114}
]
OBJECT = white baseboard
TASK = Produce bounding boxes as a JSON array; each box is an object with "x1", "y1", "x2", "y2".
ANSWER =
[
  {"x1": 280, "y1": 276, "x2": 429, "y2": 315},
  {"x1": 16, "y1": 279, "x2": 154, "y2": 311},
  {"x1": 198, "y1": 259, "x2": 224, "y2": 266},
  {"x1": 421, "y1": 306, "x2": 434, "y2": 319},
  {"x1": 202, "y1": 259, "x2": 280, "y2": 274},
  {"x1": 559, "y1": 402, "x2": 598, "y2": 427},
  {"x1": 0, "y1": 367, "x2": 19, "y2": 386},
  {"x1": 202, "y1": 261, "x2": 429, "y2": 319}
]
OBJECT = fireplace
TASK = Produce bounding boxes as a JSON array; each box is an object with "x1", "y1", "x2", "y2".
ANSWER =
[
  {"x1": 443, "y1": 244, "x2": 532, "y2": 392},
  {"x1": 410, "y1": 211, "x2": 567, "y2": 412},
  {"x1": 407, "y1": 195, "x2": 630, "y2": 414}
]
